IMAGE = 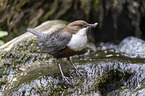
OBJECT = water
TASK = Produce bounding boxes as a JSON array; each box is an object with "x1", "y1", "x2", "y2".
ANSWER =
[{"x1": 0, "y1": 36, "x2": 145, "y2": 96}]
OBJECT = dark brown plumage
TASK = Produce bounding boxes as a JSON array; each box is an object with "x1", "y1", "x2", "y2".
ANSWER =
[{"x1": 27, "y1": 20, "x2": 98, "y2": 84}]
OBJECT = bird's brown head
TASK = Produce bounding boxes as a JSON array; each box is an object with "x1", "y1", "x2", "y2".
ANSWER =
[{"x1": 63, "y1": 20, "x2": 97, "y2": 34}]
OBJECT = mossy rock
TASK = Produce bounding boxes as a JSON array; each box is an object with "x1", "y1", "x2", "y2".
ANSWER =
[{"x1": 0, "y1": 20, "x2": 145, "y2": 96}]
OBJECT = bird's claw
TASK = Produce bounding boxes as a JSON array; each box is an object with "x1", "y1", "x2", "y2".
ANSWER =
[{"x1": 62, "y1": 75, "x2": 71, "y2": 85}]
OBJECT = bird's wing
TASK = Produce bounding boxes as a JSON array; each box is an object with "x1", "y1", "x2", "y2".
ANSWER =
[{"x1": 41, "y1": 32, "x2": 72, "y2": 54}]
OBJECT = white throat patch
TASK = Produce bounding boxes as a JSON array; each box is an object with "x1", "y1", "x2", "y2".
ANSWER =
[{"x1": 67, "y1": 28, "x2": 88, "y2": 51}]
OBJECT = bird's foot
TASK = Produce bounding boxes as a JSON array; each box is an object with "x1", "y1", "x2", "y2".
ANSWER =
[
  {"x1": 57, "y1": 62, "x2": 71, "y2": 85},
  {"x1": 62, "y1": 75, "x2": 71, "y2": 85}
]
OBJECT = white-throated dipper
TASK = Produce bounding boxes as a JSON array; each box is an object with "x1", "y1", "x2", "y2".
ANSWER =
[{"x1": 27, "y1": 20, "x2": 98, "y2": 84}]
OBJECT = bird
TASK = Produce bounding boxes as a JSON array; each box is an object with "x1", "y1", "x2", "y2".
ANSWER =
[{"x1": 27, "y1": 20, "x2": 98, "y2": 84}]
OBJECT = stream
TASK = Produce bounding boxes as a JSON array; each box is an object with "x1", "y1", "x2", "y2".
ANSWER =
[{"x1": 0, "y1": 20, "x2": 145, "y2": 96}]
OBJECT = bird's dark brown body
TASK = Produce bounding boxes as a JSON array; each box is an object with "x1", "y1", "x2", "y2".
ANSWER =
[
  {"x1": 52, "y1": 46, "x2": 80, "y2": 58},
  {"x1": 27, "y1": 20, "x2": 98, "y2": 84}
]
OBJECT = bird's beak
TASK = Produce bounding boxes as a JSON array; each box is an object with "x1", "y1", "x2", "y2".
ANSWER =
[{"x1": 87, "y1": 22, "x2": 98, "y2": 28}]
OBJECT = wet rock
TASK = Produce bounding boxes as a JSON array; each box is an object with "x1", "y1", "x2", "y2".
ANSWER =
[
  {"x1": 119, "y1": 36, "x2": 145, "y2": 58},
  {"x1": 1, "y1": 57, "x2": 145, "y2": 96},
  {"x1": 0, "y1": 21, "x2": 145, "y2": 96}
]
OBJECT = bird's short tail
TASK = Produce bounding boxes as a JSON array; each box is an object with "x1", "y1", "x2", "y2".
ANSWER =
[{"x1": 27, "y1": 28, "x2": 45, "y2": 42}]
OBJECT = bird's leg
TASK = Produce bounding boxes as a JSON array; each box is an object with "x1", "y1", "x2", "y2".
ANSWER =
[
  {"x1": 57, "y1": 59, "x2": 71, "y2": 85},
  {"x1": 67, "y1": 57, "x2": 83, "y2": 76}
]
